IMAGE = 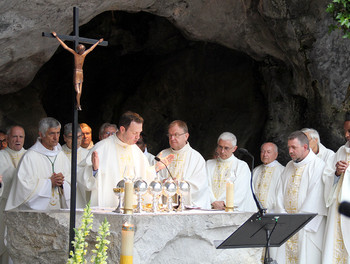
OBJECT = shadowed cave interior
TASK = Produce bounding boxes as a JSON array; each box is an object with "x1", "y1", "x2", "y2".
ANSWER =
[{"x1": 27, "y1": 11, "x2": 268, "y2": 162}]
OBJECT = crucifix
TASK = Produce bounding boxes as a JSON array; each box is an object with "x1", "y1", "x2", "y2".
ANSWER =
[
  {"x1": 42, "y1": 7, "x2": 108, "y2": 111},
  {"x1": 42, "y1": 6, "x2": 108, "y2": 256}
]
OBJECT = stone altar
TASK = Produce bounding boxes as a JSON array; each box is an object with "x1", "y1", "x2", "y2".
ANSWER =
[{"x1": 5, "y1": 209, "x2": 263, "y2": 263}]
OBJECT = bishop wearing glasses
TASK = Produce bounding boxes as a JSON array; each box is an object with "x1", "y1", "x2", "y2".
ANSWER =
[
  {"x1": 157, "y1": 120, "x2": 210, "y2": 209},
  {"x1": 206, "y1": 132, "x2": 256, "y2": 212}
]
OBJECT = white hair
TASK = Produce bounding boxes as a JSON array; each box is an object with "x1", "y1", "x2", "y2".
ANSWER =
[
  {"x1": 301, "y1": 128, "x2": 320, "y2": 145},
  {"x1": 64, "y1": 123, "x2": 82, "y2": 136},
  {"x1": 217, "y1": 132, "x2": 237, "y2": 147},
  {"x1": 99, "y1": 123, "x2": 118, "y2": 137},
  {"x1": 39, "y1": 117, "x2": 61, "y2": 135}
]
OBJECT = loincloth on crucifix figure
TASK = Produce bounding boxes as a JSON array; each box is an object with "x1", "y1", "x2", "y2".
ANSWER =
[{"x1": 52, "y1": 32, "x2": 103, "y2": 110}]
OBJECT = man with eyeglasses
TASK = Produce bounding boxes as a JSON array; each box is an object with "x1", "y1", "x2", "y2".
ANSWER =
[
  {"x1": 62, "y1": 123, "x2": 89, "y2": 208},
  {"x1": 206, "y1": 132, "x2": 256, "y2": 212},
  {"x1": 98, "y1": 123, "x2": 118, "y2": 141},
  {"x1": 0, "y1": 125, "x2": 26, "y2": 263},
  {"x1": 157, "y1": 120, "x2": 210, "y2": 209},
  {"x1": 0, "y1": 131, "x2": 7, "y2": 150}
]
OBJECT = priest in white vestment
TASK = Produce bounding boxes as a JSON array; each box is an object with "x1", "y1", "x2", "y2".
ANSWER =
[
  {"x1": 6, "y1": 118, "x2": 71, "y2": 211},
  {"x1": 78, "y1": 111, "x2": 171, "y2": 208},
  {"x1": 158, "y1": 120, "x2": 210, "y2": 209},
  {"x1": 301, "y1": 128, "x2": 335, "y2": 162},
  {"x1": 0, "y1": 126, "x2": 26, "y2": 264},
  {"x1": 275, "y1": 131, "x2": 327, "y2": 264},
  {"x1": 62, "y1": 123, "x2": 89, "y2": 208},
  {"x1": 206, "y1": 132, "x2": 256, "y2": 212},
  {"x1": 253, "y1": 142, "x2": 284, "y2": 212},
  {"x1": 322, "y1": 119, "x2": 350, "y2": 263},
  {"x1": 80, "y1": 123, "x2": 94, "y2": 149},
  {"x1": 98, "y1": 122, "x2": 118, "y2": 140},
  {"x1": 136, "y1": 133, "x2": 156, "y2": 166}
]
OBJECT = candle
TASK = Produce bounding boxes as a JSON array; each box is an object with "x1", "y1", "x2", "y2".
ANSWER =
[
  {"x1": 226, "y1": 180, "x2": 234, "y2": 212},
  {"x1": 124, "y1": 180, "x2": 134, "y2": 214},
  {"x1": 120, "y1": 222, "x2": 134, "y2": 264}
]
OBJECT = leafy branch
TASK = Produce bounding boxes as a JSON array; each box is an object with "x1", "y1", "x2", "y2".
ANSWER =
[{"x1": 326, "y1": 0, "x2": 350, "y2": 38}]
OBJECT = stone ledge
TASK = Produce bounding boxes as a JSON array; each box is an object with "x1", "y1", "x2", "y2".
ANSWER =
[{"x1": 5, "y1": 209, "x2": 262, "y2": 263}]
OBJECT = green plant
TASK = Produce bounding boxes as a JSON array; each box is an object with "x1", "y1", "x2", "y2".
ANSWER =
[
  {"x1": 67, "y1": 203, "x2": 110, "y2": 264},
  {"x1": 326, "y1": 0, "x2": 350, "y2": 38},
  {"x1": 91, "y1": 218, "x2": 111, "y2": 264}
]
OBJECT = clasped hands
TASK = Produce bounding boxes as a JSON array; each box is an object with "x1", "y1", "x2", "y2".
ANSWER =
[
  {"x1": 50, "y1": 173, "x2": 65, "y2": 188},
  {"x1": 335, "y1": 160, "x2": 348, "y2": 176}
]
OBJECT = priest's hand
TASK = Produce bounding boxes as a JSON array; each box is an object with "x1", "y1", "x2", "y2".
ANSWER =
[
  {"x1": 92, "y1": 151, "x2": 99, "y2": 171},
  {"x1": 50, "y1": 173, "x2": 64, "y2": 187},
  {"x1": 211, "y1": 201, "x2": 225, "y2": 210},
  {"x1": 335, "y1": 160, "x2": 348, "y2": 176},
  {"x1": 155, "y1": 152, "x2": 174, "y2": 172}
]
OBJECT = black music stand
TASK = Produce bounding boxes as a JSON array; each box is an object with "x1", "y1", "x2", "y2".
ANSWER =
[{"x1": 215, "y1": 212, "x2": 317, "y2": 264}]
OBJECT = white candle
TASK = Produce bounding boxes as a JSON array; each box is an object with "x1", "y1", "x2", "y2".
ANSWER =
[
  {"x1": 120, "y1": 222, "x2": 134, "y2": 263},
  {"x1": 124, "y1": 180, "x2": 134, "y2": 214},
  {"x1": 226, "y1": 181, "x2": 234, "y2": 211}
]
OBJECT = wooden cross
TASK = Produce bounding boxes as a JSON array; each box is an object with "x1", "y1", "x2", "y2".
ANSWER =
[
  {"x1": 42, "y1": 7, "x2": 108, "y2": 256},
  {"x1": 42, "y1": 7, "x2": 108, "y2": 50}
]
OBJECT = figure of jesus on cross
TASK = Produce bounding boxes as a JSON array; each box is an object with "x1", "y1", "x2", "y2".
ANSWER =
[{"x1": 52, "y1": 32, "x2": 103, "y2": 110}]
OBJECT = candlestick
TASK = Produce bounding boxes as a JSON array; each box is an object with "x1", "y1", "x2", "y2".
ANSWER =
[
  {"x1": 225, "y1": 180, "x2": 234, "y2": 212},
  {"x1": 124, "y1": 180, "x2": 134, "y2": 214},
  {"x1": 120, "y1": 222, "x2": 134, "y2": 264}
]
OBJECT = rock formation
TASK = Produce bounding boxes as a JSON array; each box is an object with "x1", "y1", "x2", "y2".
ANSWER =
[{"x1": 0, "y1": 0, "x2": 348, "y2": 162}]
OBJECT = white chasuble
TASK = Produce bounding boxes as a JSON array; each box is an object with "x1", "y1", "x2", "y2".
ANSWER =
[
  {"x1": 62, "y1": 144, "x2": 89, "y2": 208},
  {"x1": 317, "y1": 142, "x2": 335, "y2": 163},
  {"x1": 158, "y1": 143, "x2": 210, "y2": 209},
  {"x1": 78, "y1": 134, "x2": 155, "y2": 208},
  {"x1": 0, "y1": 147, "x2": 26, "y2": 257},
  {"x1": 62, "y1": 144, "x2": 89, "y2": 163},
  {"x1": 322, "y1": 142, "x2": 350, "y2": 264},
  {"x1": 275, "y1": 151, "x2": 326, "y2": 264},
  {"x1": 0, "y1": 147, "x2": 26, "y2": 200},
  {"x1": 253, "y1": 160, "x2": 284, "y2": 211},
  {"x1": 207, "y1": 154, "x2": 256, "y2": 212},
  {"x1": 5, "y1": 139, "x2": 71, "y2": 211}
]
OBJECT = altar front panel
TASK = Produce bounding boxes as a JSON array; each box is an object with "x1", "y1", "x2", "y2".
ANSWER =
[{"x1": 5, "y1": 209, "x2": 262, "y2": 263}]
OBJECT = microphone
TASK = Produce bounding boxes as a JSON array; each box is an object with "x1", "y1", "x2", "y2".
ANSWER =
[
  {"x1": 155, "y1": 156, "x2": 175, "y2": 181},
  {"x1": 339, "y1": 201, "x2": 350, "y2": 217},
  {"x1": 237, "y1": 148, "x2": 266, "y2": 217}
]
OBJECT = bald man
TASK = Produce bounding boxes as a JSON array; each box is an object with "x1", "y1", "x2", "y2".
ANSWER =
[
  {"x1": 252, "y1": 142, "x2": 284, "y2": 212},
  {"x1": 0, "y1": 125, "x2": 26, "y2": 263}
]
